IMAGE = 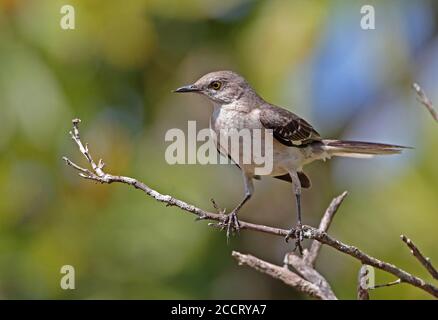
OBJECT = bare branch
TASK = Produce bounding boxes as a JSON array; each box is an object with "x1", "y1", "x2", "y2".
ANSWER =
[
  {"x1": 306, "y1": 227, "x2": 438, "y2": 298},
  {"x1": 401, "y1": 235, "x2": 438, "y2": 280},
  {"x1": 412, "y1": 82, "x2": 438, "y2": 122},
  {"x1": 232, "y1": 251, "x2": 330, "y2": 300},
  {"x1": 68, "y1": 118, "x2": 106, "y2": 177},
  {"x1": 304, "y1": 191, "x2": 348, "y2": 266},
  {"x1": 372, "y1": 279, "x2": 401, "y2": 290},
  {"x1": 63, "y1": 119, "x2": 438, "y2": 299},
  {"x1": 284, "y1": 253, "x2": 337, "y2": 300}
]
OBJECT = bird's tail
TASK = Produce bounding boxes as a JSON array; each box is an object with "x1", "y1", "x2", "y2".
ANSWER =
[{"x1": 322, "y1": 140, "x2": 410, "y2": 159}]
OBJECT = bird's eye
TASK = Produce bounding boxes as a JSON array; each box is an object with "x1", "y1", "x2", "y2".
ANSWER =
[{"x1": 210, "y1": 81, "x2": 222, "y2": 90}]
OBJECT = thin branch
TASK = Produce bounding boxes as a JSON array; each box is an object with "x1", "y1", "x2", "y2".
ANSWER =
[
  {"x1": 401, "y1": 235, "x2": 438, "y2": 280},
  {"x1": 372, "y1": 279, "x2": 401, "y2": 289},
  {"x1": 62, "y1": 156, "x2": 291, "y2": 236},
  {"x1": 306, "y1": 227, "x2": 438, "y2": 298},
  {"x1": 232, "y1": 251, "x2": 329, "y2": 300},
  {"x1": 412, "y1": 82, "x2": 438, "y2": 122},
  {"x1": 63, "y1": 119, "x2": 438, "y2": 299},
  {"x1": 304, "y1": 191, "x2": 348, "y2": 266},
  {"x1": 69, "y1": 118, "x2": 106, "y2": 177}
]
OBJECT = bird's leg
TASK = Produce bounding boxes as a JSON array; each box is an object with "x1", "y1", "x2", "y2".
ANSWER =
[
  {"x1": 285, "y1": 171, "x2": 304, "y2": 254},
  {"x1": 221, "y1": 173, "x2": 254, "y2": 241},
  {"x1": 223, "y1": 193, "x2": 250, "y2": 238}
]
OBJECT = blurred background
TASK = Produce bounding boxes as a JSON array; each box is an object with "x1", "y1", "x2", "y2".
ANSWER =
[{"x1": 0, "y1": 0, "x2": 437, "y2": 299}]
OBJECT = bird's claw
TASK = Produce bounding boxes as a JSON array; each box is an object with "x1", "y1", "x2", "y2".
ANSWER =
[
  {"x1": 221, "y1": 211, "x2": 240, "y2": 242},
  {"x1": 211, "y1": 198, "x2": 226, "y2": 214},
  {"x1": 284, "y1": 224, "x2": 301, "y2": 242},
  {"x1": 285, "y1": 223, "x2": 304, "y2": 255},
  {"x1": 210, "y1": 199, "x2": 240, "y2": 241}
]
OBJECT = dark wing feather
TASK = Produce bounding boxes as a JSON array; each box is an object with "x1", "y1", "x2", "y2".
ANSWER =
[
  {"x1": 273, "y1": 172, "x2": 311, "y2": 189},
  {"x1": 259, "y1": 103, "x2": 321, "y2": 147}
]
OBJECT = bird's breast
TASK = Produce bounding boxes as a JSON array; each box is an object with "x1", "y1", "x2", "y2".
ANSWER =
[{"x1": 210, "y1": 106, "x2": 262, "y2": 132}]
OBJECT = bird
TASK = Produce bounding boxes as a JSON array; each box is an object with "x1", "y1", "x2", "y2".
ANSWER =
[{"x1": 174, "y1": 70, "x2": 408, "y2": 251}]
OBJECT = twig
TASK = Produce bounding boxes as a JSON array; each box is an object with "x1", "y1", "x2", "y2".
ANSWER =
[
  {"x1": 412, "y1": 82, "x2": 438, "y2": 122},
  {"x1": 232, "y1": 251, "x2": 329, "y2": 300},
  {"x1": 372, "y1": 279, "x2": 401, "y2": 289},
  {"x1": 63, "y1": 119, "x2": 438, "y2": 299},
  {"x1": 304, "y1": 191, "x2": 348, "y2": 266},
  {"x1": 401, "y1": 235, "x2": 438, "y2": 280}
]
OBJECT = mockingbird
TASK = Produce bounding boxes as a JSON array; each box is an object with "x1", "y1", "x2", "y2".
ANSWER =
[{"x1": 174, "y1": 70, "x2": 407, "y2": 250}]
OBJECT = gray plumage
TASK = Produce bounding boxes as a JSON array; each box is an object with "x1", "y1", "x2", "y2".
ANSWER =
[{"x1": 174, "y1": 70, "x2": 408, "y2": 247}]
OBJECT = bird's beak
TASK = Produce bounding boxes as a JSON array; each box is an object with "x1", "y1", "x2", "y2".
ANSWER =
[{"x1": 173, "y1": 84, "x2": 201, "y2": 93}]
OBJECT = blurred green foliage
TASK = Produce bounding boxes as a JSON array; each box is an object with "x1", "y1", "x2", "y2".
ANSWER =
[{"x1": 0, "y1": 0, "x2": 437, "y2": 299}]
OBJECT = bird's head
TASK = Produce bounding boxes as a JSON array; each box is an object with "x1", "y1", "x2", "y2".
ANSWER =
[{"x1": 174, "y1": 70, "x2": 255, "y2": 104}]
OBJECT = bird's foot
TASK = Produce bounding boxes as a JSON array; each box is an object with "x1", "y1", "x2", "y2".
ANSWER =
[
  {"x1": 222, "y1": 211, "x2": 241, "y2": 242},
  {"x1": 210, "y1": 199, "x2": 240, "y2": 242},
  {"x1": 285, "y1": 223, "x2": 304, "y2": 255}
]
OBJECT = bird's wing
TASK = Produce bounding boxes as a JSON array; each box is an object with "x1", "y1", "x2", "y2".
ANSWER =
[{"x1": 259, "y1": 103, "x2": 321, "y2": 146}]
